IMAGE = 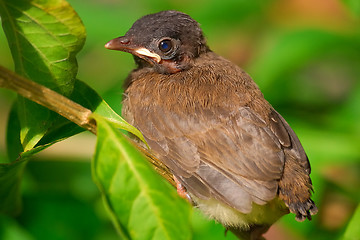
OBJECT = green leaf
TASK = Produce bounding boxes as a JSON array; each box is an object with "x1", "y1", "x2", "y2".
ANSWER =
[
  {"x1": 0, "y1": 0, "x2": 84, "y2": 92},
  {"x1": 72, "y1": 80, "x2": 146, "y2": 146},
  {"x1": 0, "y1": 160, "x2": 27, "y2": 215},
  {"x1": 0, "y1": 102, "x2": 35, "y2": 215},
  {"x1": 0, "y1": 102, "x2": 27, "y2": 215},
  {"x1": 0, "y1": 0, "x2": 146, "y2": 218},
  {"x1": 92, "y1": 115, "x2": 192, "y2": 240},
  {"x1": 5, "y1": 102, "x2": 23, "y2": 164},
  {"x1": 0, "y1": 0, "x2": 86, "y2": 150},
  {"x1": 341, "y1": 205, "x2": 360, "y2": 240},
  {"x1": 36, "y1": 79, "x2": 146, "y2": 149}
]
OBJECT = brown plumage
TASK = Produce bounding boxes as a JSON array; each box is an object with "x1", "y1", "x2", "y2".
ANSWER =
[{"x1": 106, "y1": 10, "x2": 317, "y2": 239}]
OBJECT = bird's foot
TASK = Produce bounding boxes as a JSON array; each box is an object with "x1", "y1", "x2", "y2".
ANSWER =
[
  {"x1": 287, "y1": 199, "x2": 318, "y2": 222},
  {"x1": 174, "y1": 176, "x2": 193, "y2": 204}
]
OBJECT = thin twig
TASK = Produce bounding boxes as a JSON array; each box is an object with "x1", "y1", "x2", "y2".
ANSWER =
[
  {"x1": 0, "y1": 65, "x2": 97, "y2": 134},
  {"x1": 0, "y1": 65, "x2": 176, "y2": 187}
]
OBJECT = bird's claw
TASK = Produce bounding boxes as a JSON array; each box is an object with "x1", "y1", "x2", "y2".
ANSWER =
[
  {"x1": 288, "y1": 199, "x2": 318, "y2": 222},
  {"x1": 174, "y1": 176, "x2": 194, "y2": 204}
]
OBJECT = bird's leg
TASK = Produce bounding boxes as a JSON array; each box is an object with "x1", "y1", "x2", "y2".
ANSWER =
[
  {"x1": 227, "y1": 224, "x2": 270, "y2": 240},
  {"x1": 174, "y1": 176, "x2": 194, "y2": 204}
]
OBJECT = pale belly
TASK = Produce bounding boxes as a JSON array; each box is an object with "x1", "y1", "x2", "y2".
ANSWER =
[{"x1": 193, "y1": 195, "x2": 289, "y2": 229}]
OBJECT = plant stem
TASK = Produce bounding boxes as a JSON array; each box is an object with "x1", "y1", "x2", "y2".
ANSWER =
[
  {"x1": 0, "y1": 65, "x2": 176, "y2": 187},
  {"x1": 0, "y1": 65, "x2": 96, "y2": 134}
]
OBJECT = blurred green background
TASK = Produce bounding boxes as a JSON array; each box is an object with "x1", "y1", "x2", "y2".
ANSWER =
[{"x1": 0, "y1": 0, "x2": 359, "y2": 239}]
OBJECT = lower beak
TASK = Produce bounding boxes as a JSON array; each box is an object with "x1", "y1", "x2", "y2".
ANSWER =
[{"x1": 105, "y1": 37, "x2": 161, "y2": 63}]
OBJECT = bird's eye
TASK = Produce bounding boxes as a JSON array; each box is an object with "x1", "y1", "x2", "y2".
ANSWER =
[{"x1": 159, "y1": 39, "x2": 173, "y2": 53}]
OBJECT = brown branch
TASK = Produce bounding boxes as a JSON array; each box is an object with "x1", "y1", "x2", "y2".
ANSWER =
[
  {"x1": 0, "y1": 65, "x2": 175, "y2": 187},
  {"x1": 0, "y1": 65, "x2": 97, "y2": 134},
  {"x1": 136, "y1": 144, "x2": 176, "y2": 187}
]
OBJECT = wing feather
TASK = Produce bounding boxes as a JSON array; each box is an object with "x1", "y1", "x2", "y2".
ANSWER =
[{"x1": 132, "y1": 103, "x2": 292, "y2": 212}]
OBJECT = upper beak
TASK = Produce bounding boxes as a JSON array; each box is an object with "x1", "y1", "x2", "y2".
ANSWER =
[{"x1": 105, "y1": 36, "x2": 161, "y2": 63}]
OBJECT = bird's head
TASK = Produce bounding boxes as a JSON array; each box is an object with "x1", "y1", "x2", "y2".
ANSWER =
[{"x1": 105, "y1": 10, "x2": 210, "y2": 74}]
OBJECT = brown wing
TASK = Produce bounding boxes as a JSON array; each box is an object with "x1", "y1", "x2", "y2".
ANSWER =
[{"x1": 128, "y1": 98, "x2": 307, "y2": 213}]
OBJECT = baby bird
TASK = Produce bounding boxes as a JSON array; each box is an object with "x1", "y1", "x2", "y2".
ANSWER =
[{"x1": 106, "y1": 10, "x2": 317, "y2": 239}]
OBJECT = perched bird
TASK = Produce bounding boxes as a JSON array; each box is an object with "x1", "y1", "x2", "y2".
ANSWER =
[{"x1": 105, "y1": 10, "x2": 317, "y2": 239}]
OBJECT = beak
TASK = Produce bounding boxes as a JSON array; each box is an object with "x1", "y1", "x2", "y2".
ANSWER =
[{"x1": 105, "y1": 36, "x2": 161, "y2": 63}]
